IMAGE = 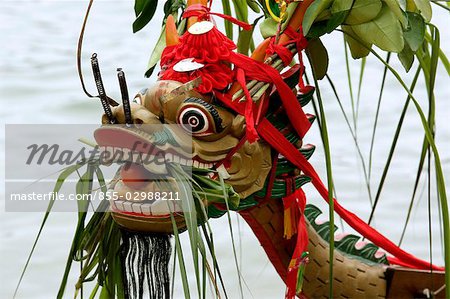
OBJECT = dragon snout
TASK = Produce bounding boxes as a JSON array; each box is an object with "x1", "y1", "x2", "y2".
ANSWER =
[{"x1": 102, "y1": 102, "x2": 160, "y2": 126}]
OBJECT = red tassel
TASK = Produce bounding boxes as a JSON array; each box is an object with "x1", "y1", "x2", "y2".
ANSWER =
[
  {"x1": 161, "y1": 62, "x2": 233, "y2": 93},
  {"x1": 175, "y1": 27, "x2": 236, "y2": 63},
  {"x1": 183, "y1": 4, "x2": 252, "y2": 31},
  {"x1": 284, "y1": 188, "x2": 309, "y2": 298},
  {"x1": 159, "y1": 19, "x2": 236, "y2": 93}
]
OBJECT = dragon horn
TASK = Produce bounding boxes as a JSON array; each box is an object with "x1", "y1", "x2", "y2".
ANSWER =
[
  {"x1": 117, "y1": 68, "x2": 133, "y2": 125},
  {"x1": 186, "y1": 0, "x2": 208, "y2": 28},
  {"x1": 91, "y1": 53, "x2": 117, "y2": 124},
  {"x1": 165, "y1": 15, "x2": 180, "y2": 47}
]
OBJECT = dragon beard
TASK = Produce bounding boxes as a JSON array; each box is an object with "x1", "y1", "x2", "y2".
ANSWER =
[{"x1": 120, "y1": 231, "x2": 171, "y2": 299}]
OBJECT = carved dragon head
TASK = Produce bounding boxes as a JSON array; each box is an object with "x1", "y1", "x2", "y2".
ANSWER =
[{"x1": 94, "y1": 78, "x2": 276, "y2": 233}]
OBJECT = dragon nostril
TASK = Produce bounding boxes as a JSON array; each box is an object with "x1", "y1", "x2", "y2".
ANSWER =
[{"x1": 134, "y1": 118, "x2": 144, "y2": 126}]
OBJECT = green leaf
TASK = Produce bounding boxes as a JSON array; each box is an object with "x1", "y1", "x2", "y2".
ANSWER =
[
  {"x1": 237, "y1": 19, "x2": 259, "y2": 55},
  {"x1": 398, "y1": 42, "x2": 414, "y2": 71},
  {"x1": 132, "y1": 0, "x2": 158, "y2": 33},
  {"x1": 342, "y1": 25, "x2": 372, "y2": 58},
  {"x1": 145, "y1": 25, "x2": 166, "y2": 78},
  {"x1": 231, "y1": 0, "x2": 249, "y2": 23},
  {"x1": 134, "y1": 0, "x2": 146, "y2": 17},
  {"x1": 413, "y1": 0, "x2": 431, "y2": 22},
  {"x1": 403, "y1": 12, "x2": 425, "y2": 51},
  {"x1": 268, "y1": 0, "x2": 280, "y2": 16},
  {"x1": 384, "y1": 0, "x2": 407, "y2": 27},
  {"x1": 221, "y1": 0, "x2": 234, "y2": 39},
  {"x1": 352, "y1": 5, "x2": 405, "y2": 52},
  {"x1": 307, "y1": 10, "x2": 349, "y2": 39},
  {"x1": 344, "y1": 0, "x2": 382, "y2": 25},
  {"x1": 259, "y1": 3, "x2": 300, "y2": 38},
  {"x1": 260, "y1": 17, "x2": 277, "y2": 38},
  {"x1": 14, "y1": 162, "x2": 87, "y2": 299},
  {"x1": 302, "y1": 0, "x2": 334, "y2": 35},
  {"x1": 246, "y1": 0, "x2": 260, "y2": 13},
  {"x1": 331, "y1": 0, "x2": 354, "y2": 13},
  {"x1": 306, "y1": 38, "x2": 329, "y2": 79}
]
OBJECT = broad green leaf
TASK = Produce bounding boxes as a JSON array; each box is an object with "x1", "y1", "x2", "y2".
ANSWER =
[
  {"x1": 306, "y1": 38, "x2": 329, "y2": 79},
  {"x1": 316, "y1": 9, "x2": 332, "y2": 22},
  {"x1": 331, "y1": 0, "x2": 354, "y2": 13},
  {"x1": 342, "y1": 25, "x2": 372, "y2": 58},
  {"x1": 413, "y1": 0, "x2": 431, "y2": 22},
  {"x1": 145, "y1": 25, "x2": 166, "y2": 78},
  {"x1": 134, "y1": 0, "x2": 146, "y2": 17},
  {"x1": 246, "y1": 0, "x2": 260, "y2": 13},
  {"x1": 260, "y1": 17, "x2": 278, "y2": 39},
  {"x1": 307, "y1": 10, "x2": 349, "y2": 38},
  {"x1": 403, "y1": 12, "x2": 425, "y2": 51},
  {"x1": 384, "y1": 0, "x2": 407, "y2": 27},
  {"x1": 132, "y1": 0, "x2": 158, "y2": 33},
  {"x1": 344, "y1": 0, "x2": 382, "y2": 25},
  {"x1": 398, "y1": 42, "x2": 414, "y2": 71},
  {"x1": 352, "y1": 5, "x2": 404, "y2": 52},
  {"x1": 302, "y1": 0, "x2": 334, "y2": 35}
]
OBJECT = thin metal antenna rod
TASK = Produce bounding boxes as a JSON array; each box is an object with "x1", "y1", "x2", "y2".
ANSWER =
[
  {"x1": 91, "y1": 53, "x2": 117, "y2": 124},
  {"x1": 117, "y1": 68, "x2": 133, "y2": 126}
]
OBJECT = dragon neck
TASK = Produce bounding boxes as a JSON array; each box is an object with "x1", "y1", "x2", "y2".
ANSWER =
[{"x1": 238, "y1": 197, "x2": 388, "y2": 298}]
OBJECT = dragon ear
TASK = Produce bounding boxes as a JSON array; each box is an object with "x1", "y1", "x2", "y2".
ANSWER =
[{"x1": 165, "y1": 15, "x2": 180, "y2": 47}]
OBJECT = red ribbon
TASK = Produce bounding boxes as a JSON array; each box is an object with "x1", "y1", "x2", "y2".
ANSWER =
[
  {"x1": 198, "y1": 19, "x2": 443, "y2": 273},
  {"x1": 226, "y1": 52, "x2": 312, "y2": 138},
  {"x1": 183, "y1": 4, "x2": 252, "y2": 31},
  {"x1": 266, "y1": 26, "x2": 309, "y2": 92},
  {"x1": 256, "y1": 118, "x2": 445, "y2": 272},
  {"x1": 236, "y1": 68, "x2": 259, "y2": 142}
]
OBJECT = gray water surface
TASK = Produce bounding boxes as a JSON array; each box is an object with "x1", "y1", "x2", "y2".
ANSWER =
[{"x1": 1, "y1": 1, "x2": 449, "y2": 298}]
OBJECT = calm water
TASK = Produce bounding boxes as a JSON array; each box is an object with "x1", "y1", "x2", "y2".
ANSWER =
[{"x1": 1, "y1": 1, "x2": 449, "y2": 298}]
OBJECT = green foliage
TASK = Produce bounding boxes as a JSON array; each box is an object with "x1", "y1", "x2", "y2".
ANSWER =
[
  {"x1": 305, "y1": 38, "x2": 329, "y2": 79},
  {"x1": 133, "y1": 0, "x2": 159, "y2": 33},
  {"x1": 352, "y1": 5, "x2": 404, "y2": 52}
]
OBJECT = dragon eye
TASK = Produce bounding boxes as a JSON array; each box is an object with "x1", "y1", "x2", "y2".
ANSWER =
[
  {"x1": 177, "y1": 97, "x2": 224, "y2": 136},
  {"x1": 178, "y1": 107, "x2": 210, "y2": 134}
]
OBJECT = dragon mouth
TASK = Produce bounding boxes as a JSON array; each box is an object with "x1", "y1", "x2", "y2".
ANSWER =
[{"x1": 94, "y1": 125, "x2": 223, "y2": 231}]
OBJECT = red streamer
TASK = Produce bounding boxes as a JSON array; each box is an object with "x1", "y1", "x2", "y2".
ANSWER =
[
  {"x1": 266, "y1": 26, "x2": 308, "y2": 92},
  {"x1": 183, "y1": 4, "x2": 252, "y2": 31},
  {"x1": 256, "y1": 118, "x2": 445, "y2": 272}
]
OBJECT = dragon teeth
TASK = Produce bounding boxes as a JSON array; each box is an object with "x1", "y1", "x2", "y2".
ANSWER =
[
  {"x1": 132, "y1": 203, "x2": 142, "y2": 214},
  {"x1": 142, "y1": 155, "x2": 168, "y2": 174},
  {"x1": 165, "y1": 153, "x2": 173, "y2": 162},
  {"x1": 151, "y1": 201, "x2": 172, "y2": 215},
  {"x1": 112, "y1": 200, "x2": 182, "y2": 216},
  {"x1": 115, "y1": 200, "x2": 124, "y2": 211},
  {"x1": 122, "y1": 201, "x2": 134, "y2": 213},
  {"x1": 141, "y1": 203, "x2": 152, "y2": 215}
]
